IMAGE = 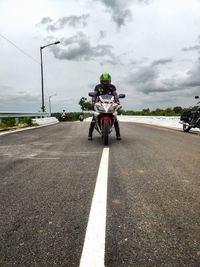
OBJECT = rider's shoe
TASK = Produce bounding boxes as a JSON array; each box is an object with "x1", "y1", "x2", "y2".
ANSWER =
[
  {"x1": 88, "y1": 136, "x2": 93, "y2": 140},
  {"x1": 116, "y1": 135, "x2": 121, "y2": 140}
]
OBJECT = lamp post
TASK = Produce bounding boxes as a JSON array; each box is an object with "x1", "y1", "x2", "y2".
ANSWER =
[
  {"x1": 40, "y1": 41, "x2": 60, "y2": 112},
  {"x1": 49, "y1": 94, "x2": 57, "y2": 116}
]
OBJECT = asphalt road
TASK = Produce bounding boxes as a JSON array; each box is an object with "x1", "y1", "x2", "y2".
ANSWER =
[{"x1": 0, "y1": 122, "x2": 200, "y2": 267}]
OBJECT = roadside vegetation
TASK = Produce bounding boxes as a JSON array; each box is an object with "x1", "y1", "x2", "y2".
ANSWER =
[
  {"x1": 0, "y1": 117, "x2": 37, "y2": 131},
  {"x1": 118, "y1": 107, "x2": 185, "y2": 116}
]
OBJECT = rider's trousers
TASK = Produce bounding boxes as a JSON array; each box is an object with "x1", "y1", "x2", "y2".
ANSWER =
[{"x1": 88, "y1": 116, "x2": 120, "y2": 137}]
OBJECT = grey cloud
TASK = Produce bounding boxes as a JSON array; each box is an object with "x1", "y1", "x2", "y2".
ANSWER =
[
  {"x1": 49, "y1": 32, "x2": 118, "y2": 63},
  {"x1": 127, "y1": 66, "x2": 159, "y2": 84},
  {"x1": 38, "y1": 17, "x2": 53, "y2": 25},
  {"x1": 96, "y1": 0, "x2": 150, "y2": 27},
  {"x1": 126, "y1": 61, "x2": 200, "y2": 95},
  {"x1": 129, "y1": 57, "x2": 149, "y2": 65},
  {"x1": 99, "y1": 31, "x2": 107, "y2": 40},
  {"x1": 181, "y1": 66, "x2": 200, "y2": 88},
  {"x1": 172, "y1": 87, "x2": 200, "y2": 98},
  {"x1": 182, "y1": 45, "x2": 200, "y2": 52},
  {"x1": 139, "y1": 87, "x2": 169, "y2": 94},
  {"x1": 152, "y1": 58, "x2": 173, "y2": 66},
  {"x1": 158, "y1": 70, "x2": 200, "y2": 93},
  {"x1": 37, "y1": 15, "x2": 89, "y2": 31},
  {"x1": 182, "y1": 81, "x2": 200, "y2": 87},
  {"x1": 140, "y1": 83, "x2": 180, "y2": 94},
  {"x1": 0, "y1": 92, "x2": 41, "y2": 112},
  {"x1": 100, "y1": 59, "x2": 119, "y2": 65},
  {"x1": 96, "y1": 0, "x2": 132, "y2": 27},
  {"x1": 112, "y1": 9, "x2": 132, "y2": 28}
]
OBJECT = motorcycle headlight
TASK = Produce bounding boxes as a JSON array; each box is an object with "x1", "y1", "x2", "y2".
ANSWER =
[
  {"x1": 108, "y1": 106, "x2": 114, "y2": 112},
  {"x1": 95, "y1": 104, "x2": 104, "y2": 112},
  {"x1": 108, "y1": 104, "x2": 118, "y2": 112}
]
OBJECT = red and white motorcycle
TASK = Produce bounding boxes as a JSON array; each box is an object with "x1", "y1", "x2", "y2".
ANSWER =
[{"x1": 88, "y1": 93, "x2": 125, "y2": 145}]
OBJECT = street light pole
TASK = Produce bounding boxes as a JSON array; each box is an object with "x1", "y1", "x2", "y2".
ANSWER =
[
  {"x1": 49, "y1": 94, "x2": 57, "y2": 116},
  {"x1": 40, "y1": 47, "x2": 45, "y2": 112},
  {"x1": 40, "y1": 41, "x2": 60, "y2": 112}
]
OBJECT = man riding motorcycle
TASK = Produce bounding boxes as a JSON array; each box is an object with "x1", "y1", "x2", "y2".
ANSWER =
[{"x1": 88, "y1": 73, "x2": 121, "y2": 140}]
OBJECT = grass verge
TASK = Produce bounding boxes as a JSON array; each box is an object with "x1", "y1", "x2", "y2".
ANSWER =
[{"x1": 0, "y1": 117, "x2": 38, "y2": 132}]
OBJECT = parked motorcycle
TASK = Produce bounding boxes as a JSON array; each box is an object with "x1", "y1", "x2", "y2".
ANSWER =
[
  {"x1": 88, "y1": 93, "x2": 125, "y2": 145},
  {"x1": 180, "y1": 96, "x2": 200, "y2": 132}
]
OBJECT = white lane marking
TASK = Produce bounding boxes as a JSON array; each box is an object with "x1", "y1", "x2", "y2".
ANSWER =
[{"x1": 79, "y1": 148, "x2": 109, "y2": 267}]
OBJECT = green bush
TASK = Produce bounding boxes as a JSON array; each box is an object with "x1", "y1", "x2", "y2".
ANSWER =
[
  {"x1": 18, "y1": 117, "x2": 32, "y2": 126},
  {"x1": 0, "y1": 117, "x2": 34, "y2": 129},
  {"x1": 1, "y1": 117, "x2": 16, "y2": 127},
  {"x1": 65, "y1": 112, "x2": 80, "y2": 121},
  {"x1": 122, "y1": 107, "x2": 182, "y2": 116}
]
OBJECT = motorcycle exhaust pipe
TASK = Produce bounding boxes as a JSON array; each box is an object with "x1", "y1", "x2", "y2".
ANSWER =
[{"x1": 179, "y1": 121, "x2": 190, "y2": 126}]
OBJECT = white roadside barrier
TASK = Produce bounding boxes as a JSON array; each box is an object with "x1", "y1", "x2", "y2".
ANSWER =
[
  {"x1": 32, "y1": 117, "x2": 59, "y2": 126},
  {"x1": 118, "y1": 115, "x2": 182, "y2": 129},
  {"x1": 119, "y1": 115, "x2": 200, "y2": 132},
  {"x1": 85, "y1": 115, "x2": 200, "y2": 132}
]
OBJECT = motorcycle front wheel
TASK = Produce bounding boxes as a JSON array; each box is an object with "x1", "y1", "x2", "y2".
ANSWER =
[
  {"x1": 183, "y1": 124, "x2": 191, "y2": 132},
  {"x1": 102, "y1": 120, "x2": 109, "y2": 146}
]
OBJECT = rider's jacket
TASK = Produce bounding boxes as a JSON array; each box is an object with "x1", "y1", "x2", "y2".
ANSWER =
[{"x1": 92, "y1": 84, "x2": 119, "y2": 102}]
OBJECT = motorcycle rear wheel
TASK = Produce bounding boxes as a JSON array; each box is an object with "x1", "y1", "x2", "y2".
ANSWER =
[{"x1": 103, "y1": 120, "x2": 109, "y2": 146}]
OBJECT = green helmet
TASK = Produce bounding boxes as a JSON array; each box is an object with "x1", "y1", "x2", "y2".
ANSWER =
[{"x1": 100, "y1": 73, "x2": 111, "y2": 82}]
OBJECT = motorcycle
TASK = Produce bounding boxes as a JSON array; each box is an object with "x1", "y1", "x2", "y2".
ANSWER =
[
  {"x1": 88, "y1": 92, "x2": 125, "y2": 145},
  {"x1": 61, "y1": 110, "x2": 67, "y2": 121},
  {"x1": 180, "y1": 96, "x2": 200, "y2": 132},
  {"x1": 79, "y1": 114, "x2": 84, "y2": 122}
]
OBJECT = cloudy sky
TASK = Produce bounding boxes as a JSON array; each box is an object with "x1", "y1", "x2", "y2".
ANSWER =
[{"x1": 1, "y1": 0, "x2": 200, "y2": 112}]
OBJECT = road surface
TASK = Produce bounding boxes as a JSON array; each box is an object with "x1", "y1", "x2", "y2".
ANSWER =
[{"x1": 0, "y1": 122, "x2": 199, "y2": 266}]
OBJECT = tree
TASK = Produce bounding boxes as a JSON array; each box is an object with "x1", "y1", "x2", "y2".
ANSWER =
[
  {"x1": 173, "y1": 106, "x2": 183, "y2": 114},
  {"x1": 117, "y1": 107, "x2": 125, "y2": 115},
  {"x1": 142, "y1": 108, "x2": 150, "y2": 115},
  {"x1": 78, "y1": 97, "x2": 93, "y2": 111}
]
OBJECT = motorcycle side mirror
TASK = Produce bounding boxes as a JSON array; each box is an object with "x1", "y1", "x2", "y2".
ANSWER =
[
  {"x1": 119, "y1": 94, "x2": 126, "y2": 98},
  {"x1": 88, "y1": 92, "x2": 96, "y2": 97},
  {"x1": 195, "y1": 96, "x2": 199, "y2": 99}
]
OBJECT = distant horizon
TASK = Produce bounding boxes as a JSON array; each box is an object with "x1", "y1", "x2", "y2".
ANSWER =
[{"x1": 0, "y1": 101, "x2": 198, "y2": 113}]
